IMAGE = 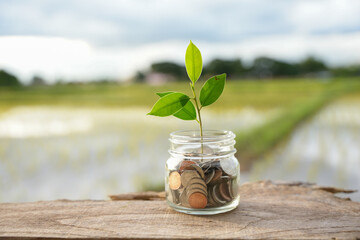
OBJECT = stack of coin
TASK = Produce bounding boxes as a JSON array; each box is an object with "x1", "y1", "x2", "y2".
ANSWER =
[
  {"x1": 168, "y1": 158, "x2": 238, "y2": 209},
  {"x1": 181, "y1": 170, "x2": 207, "y2": 208}
]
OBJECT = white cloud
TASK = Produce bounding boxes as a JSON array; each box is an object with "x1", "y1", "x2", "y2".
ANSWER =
[
  {"x1": 288, "y1": 0, "x2": 360, "y2": 33},
  {"x1": 0, "y1": 36, "x2": 186, "y2": 83},
  {"x1": 1, "y1": 33, "x2": 360, "y2": 83}
]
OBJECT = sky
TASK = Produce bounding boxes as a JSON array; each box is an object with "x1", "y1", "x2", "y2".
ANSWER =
[{"x1": 0, "y1": 0, "x2": 360, "y2": 83}]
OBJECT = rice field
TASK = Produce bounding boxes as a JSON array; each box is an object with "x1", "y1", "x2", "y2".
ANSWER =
[
  {"x1": 242, "y1": 96, "x2": 360, "y2": 201},
  {"x1": 0, "y1": 78, "x2": 359, "y2": 202},
  {"x1": 0, "y1": 106, "x2": 273, "y2": 202}
]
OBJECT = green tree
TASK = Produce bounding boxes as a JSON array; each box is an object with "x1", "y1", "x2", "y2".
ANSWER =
[
  {"x1": 298, "y1": 56, "x2": 327, "y2": 73},
  {"x1": 204, "y1": 59, "x2": 245, "y2": 78},
  {"x1": 151, "y1": 62, "x2": 186, "y2": 79},
  {"x1": 0, "y1": 70, "x2": 21, "y2": 86},
  {"x1": 251, "y1": 57, "x2": 299, "y2": 78},
  {"x1": 331, "y1": 65, "x2": 360, "y2": 77}
]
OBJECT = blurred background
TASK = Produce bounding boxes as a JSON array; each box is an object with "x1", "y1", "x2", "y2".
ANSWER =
[{"x1": 0, "y1": 0, "x2": 359, "y2": 202}]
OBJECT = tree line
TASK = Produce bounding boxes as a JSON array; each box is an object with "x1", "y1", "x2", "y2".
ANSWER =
[
  {"x1": 1, "y1": 56, "x2": 360, "y2": 86},
  {"x1": 136, "y1": 56, "x2": 360, "y2": 82}
]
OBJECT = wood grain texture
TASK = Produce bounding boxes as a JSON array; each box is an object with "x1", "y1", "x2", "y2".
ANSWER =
[{"x1": 1, "y1": 181, "x2": 359, "y2": 240}]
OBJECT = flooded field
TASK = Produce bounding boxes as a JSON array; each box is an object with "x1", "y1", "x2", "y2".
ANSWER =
[
  {"x1": 243, "y1": 99, "x2": 360, "y2": 201},
  {"x1": 0, "y1": 98, "x2": 359, "y2": 202},
  {"x1": 0, "y1": 106, "x2": 274, "y2": 202}
]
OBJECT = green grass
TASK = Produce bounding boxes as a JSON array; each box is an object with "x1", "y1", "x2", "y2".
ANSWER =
[{"x1": 0, "y1": 78, "x2": 356, "y2": 111}]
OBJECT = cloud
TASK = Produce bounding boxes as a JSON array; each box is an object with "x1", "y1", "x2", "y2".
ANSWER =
[
  {"x1": 1, "y1": 33, "x2": 360, "y2": 83},
  {"x1": 2, "y1": 0, "x2": 359, "y2": 46},
  {"x1": 0, "y1": 0, "x2": 359, "y2": 81},
  {"x1": 288, "y1": 0, "x2": 360, "y2": 34}
]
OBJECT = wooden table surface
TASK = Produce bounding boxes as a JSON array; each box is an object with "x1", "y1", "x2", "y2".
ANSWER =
[{"x1": 1, "y1": 181, "x2": 359, "y2": 239}]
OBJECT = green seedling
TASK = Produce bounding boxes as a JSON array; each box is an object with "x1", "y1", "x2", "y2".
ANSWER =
[{"x1": 148, "y1": 41, "x2": 226, "y2": 139}]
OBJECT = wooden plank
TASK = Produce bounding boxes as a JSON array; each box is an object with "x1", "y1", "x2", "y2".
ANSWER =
[{"x1": 0, "y1": 181, "x2": 359, "y2": 239}]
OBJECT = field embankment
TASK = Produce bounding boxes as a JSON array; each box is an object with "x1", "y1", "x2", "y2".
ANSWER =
[{"x1": 235, "y1": 79, "x2": 360, "y2": 170}]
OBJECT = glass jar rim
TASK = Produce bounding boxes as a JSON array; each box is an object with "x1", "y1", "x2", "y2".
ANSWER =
[{"x1": 169, "y1": 130, "x2": 235, "y2": 144}]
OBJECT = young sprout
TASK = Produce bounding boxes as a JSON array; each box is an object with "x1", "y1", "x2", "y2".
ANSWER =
[{"x1": 148, "y1": 41, "x2": 226, "y2": 140}]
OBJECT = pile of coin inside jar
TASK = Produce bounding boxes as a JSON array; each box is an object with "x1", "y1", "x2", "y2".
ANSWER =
[{"x1": 167, "y1": 158, "x2": 238, "y2": 209}]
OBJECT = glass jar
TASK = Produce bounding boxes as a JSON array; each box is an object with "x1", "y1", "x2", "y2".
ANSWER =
[{"x1": 165, "y1": 130, "x2": 240, "y2": 215}]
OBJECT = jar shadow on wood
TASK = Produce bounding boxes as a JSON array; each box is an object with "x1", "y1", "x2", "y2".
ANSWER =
[{"x1": 166, "y1": 130, "x2": 240, "y2": 215}]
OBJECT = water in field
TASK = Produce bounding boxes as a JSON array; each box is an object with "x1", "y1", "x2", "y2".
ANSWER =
[
  {"x1": 243, "y1": 100, "x2": 360, "y2": 201},
  {"x1": 0, "y1": 99, "x2": 359, "y2": 202},
  {"x1": 0, "y1": 106, "x2": 274, "y2": 202}
]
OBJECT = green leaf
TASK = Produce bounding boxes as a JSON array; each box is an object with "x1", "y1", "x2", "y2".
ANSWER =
[
  {"x1": 199, "y1": 73, "x2": 226, "y2": 107},
  {"x1": 185, "y1": 41, "x2": 202, "y2": 83},
  {"x1": 156, "y1": 92, "x2": 196, "y2": 120},
  {"x1": 173, "y1": 101, "x2": 196, "y2": 120},
  {"x1": 148, "y1": 92, "x2": 190, "y2": 117},
  {"x1": 156, "y1": 92, "x2": 174, "y2": 97}
]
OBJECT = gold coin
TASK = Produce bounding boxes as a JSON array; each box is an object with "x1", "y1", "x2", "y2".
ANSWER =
[
  {"x1": 169, "y1": 172, "x2": 181, "y2": 190},
  {"x1": 187, "y1": 182, "x2": 207, "y2": 196},
  {"x1": 187, "y1": 187, "x2": 207, "y2": 197},
  {"x1": 188, "y1": 192, "x2": 207, "y2": 209},
  {"x1": 179, "y1": 160, "x2": 196, "y2": 172},
  {"x1": 187, "y1": 178, "x2": 207, "y2": 189},
  {"x1": 191, "y1": 164, "x2": 205, "y2": 179}
]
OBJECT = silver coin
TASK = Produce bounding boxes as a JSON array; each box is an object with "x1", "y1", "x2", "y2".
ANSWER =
[
  {"x1": 220, "y1": 158, "x2": 237, "y2": 176},
  {"x1": 211, "y1": 184, "x2": 226, "y2": 204},
  {"x1": 205, "y1": 169, "x2": 215, "y2": 184},
  {"x1": 181, "y1": 170, "x2": 200, "y2": 187}
]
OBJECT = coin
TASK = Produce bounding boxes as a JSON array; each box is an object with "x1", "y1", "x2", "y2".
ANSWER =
[
  {"x1": 170, "y1": 189, "x2": 180, "y2": 204},
  {"x1": 219, "y1": 181, "x2": 232, "y2": 202},
  {"x1": 200, "y1": 163, "x2": 211, "y2": 173},
  {"x1": 181, "y1": 170, "x2": 200, "y2": 187},
  {"x1": 179, "y1": 160, "x2": 196, "y2": 172},
  {"x1": 206, "y1": 187, "x2": 217, "y2": 207},
  {"x1": 187, "y1": 182, "x2": 207, "y2": 194},
  {"x1": 211, "y1": 184, "x2": 226, "y2": 204},
  {"x1": 180, "y1": 189, "x2": 190, "y2": 208},
  {"x1": 205, "y1": 169, "x2": 215, "y2": 184},
  {"x1": 209, "y1": 169, "x2": 222, "y2": 184},
  {"x1": 169, "y1": 172, "x2": 181, "y2": 190},
  {"x1": 191, "y1": 164, "x2": 205, "y2": 179},
  {"x1": 187, "y1": 178, "x2": 207, "y2": 189},
  {"x1": 187, "y1": 186, "x2": 207, "y2": 197},
  {"x1": 220, "y1": 158, "x2": 237, "y2": 176},
  {"x1": 188, "y1": 192, "x2": 207, "y2": 209}
]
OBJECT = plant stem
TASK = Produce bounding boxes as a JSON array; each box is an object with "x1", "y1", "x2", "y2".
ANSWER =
[{"x1": 190, "y1": 83, "x2": 204, "y2": 154}]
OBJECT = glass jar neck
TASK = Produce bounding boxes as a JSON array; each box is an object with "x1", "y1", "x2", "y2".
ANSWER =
[{"x1": 169, "y1": 130, "x2": 236, "y2": 160}]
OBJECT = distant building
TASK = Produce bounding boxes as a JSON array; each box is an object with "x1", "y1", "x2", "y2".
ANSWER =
[{"x1": 144, "y1": 73, "x2": 175, "y2": 85}]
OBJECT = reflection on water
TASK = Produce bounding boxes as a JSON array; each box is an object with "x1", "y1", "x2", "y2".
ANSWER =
[
  {"x1": 0, "y1": 106, "x2": 274, "y2": 202},
  {"x1": 242, "y1": 100, "x2": 360, "y2": 201}
]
